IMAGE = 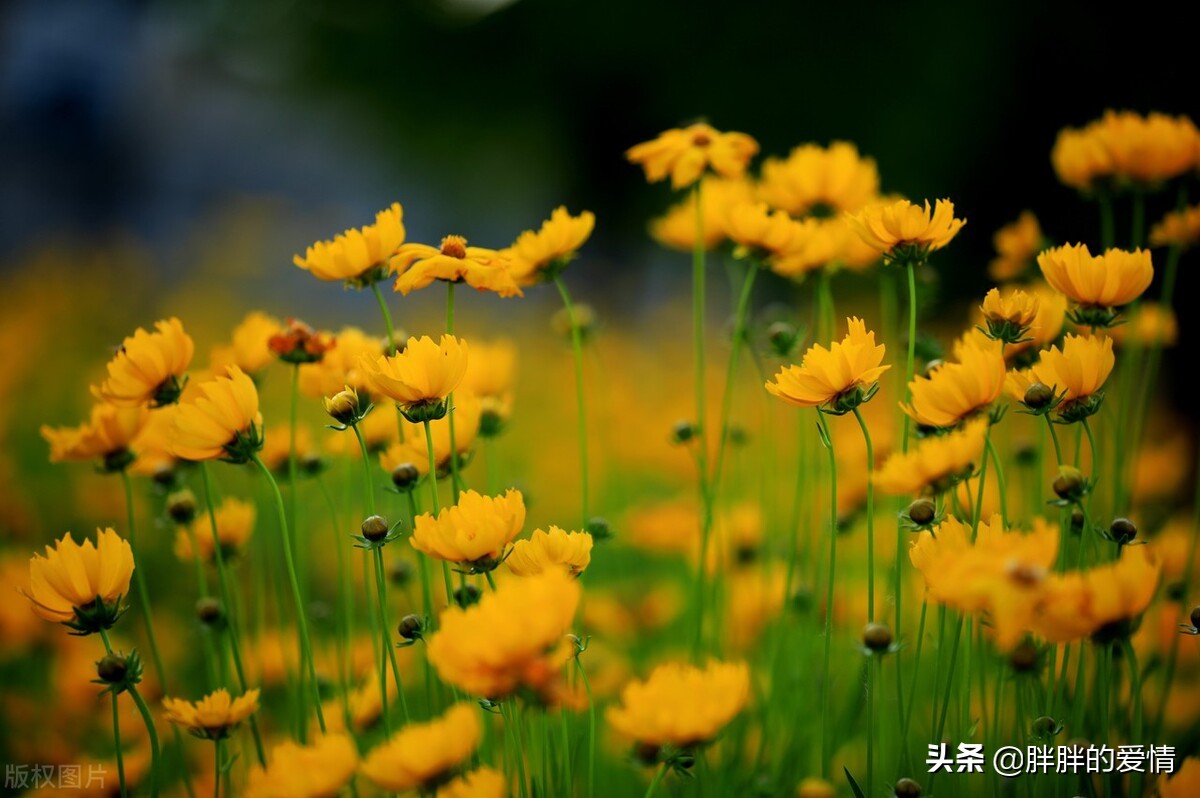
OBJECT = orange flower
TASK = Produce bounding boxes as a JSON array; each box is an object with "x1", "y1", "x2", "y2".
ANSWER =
[
  {"x1": 505, "y1": 207, "x2": 595, "y2": 286},
  {"x1": 846, "y1": 199, "x2": 965, "y2": 264},
  {"x1": 756, "y1": 141, "x2": 879, "y2": 216},
  {"x1": 650, "y1": 176, "x2": 755, "y2": 251},
  {"x1": 391, "y1": 235, "x2": 521, "y2": 297},
  {"x1": 902, "y1": 335, "x2": 1006, "y2": 429},
  {"x1": 92, "y1": 317, "x2": 195, "y2": 407},
  {"x1": 626, "y1": 123, "x2": 759, "y2": 189},
  {"x1": 293, "y1": 202, "x2": 406, "y2": 285},
  {"x1": 1037, "y1": 243, "x2": 1153, "y2": 313},
  {"x1": 24, "y1": 528, "x2": 134, "y2": 632},
  {"x1": 169, "y1": 366, "x2": 263, "y2": 463},
  {"x1": 989, "y1": 211, "x2": 1043, "y2": 281},
  {"x1": 766, "y1": 317, "x2": 889, "y2": 413},
  {"x1": 41, "y1": 403, "x2": 148, "y2": 469}
]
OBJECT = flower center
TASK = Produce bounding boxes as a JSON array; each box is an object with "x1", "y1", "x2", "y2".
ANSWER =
[
  {"x1": 1006, "y1": 560, "x2": 1046, "y2": 588},
  {"x1": 440, "y1": 235, "x2": 468, "y2": 259},
  {"x1": 692, "y1": 131, "x2": 712, "y2": 146}
]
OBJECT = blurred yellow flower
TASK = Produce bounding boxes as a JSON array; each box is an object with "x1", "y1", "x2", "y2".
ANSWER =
[
  {"x1": 462, "y1": 339, "x2": 517, "y2": 429},
  {"x1": 361, "y1": 335, "x2": 468, "y2": 421},
  {"x1": 441, "y1": 767, "x2": 507, "y2": 798},
  {"x1": 170, "y1": 366, "x2": 263, "y2": 462},
  {"x1": 298, "y1": 326, "x2": 385, "y2": 398},
  {"x1": 626, "y1": 123, "x2": 759, "y2": 189},
  {"x1": 24, "y1": 528, "x2": 134, "y2": 629},
  {"x1": 989, "y1": 211, "x2": 1043, "y2": 281},
  {"x1": 997, "y1": 282, "x2": 1067, "y2": 362},
  {"x1": 902, "y1": 335, "x2": 1006, "y2": 429},
  {"x1": 1159, "y1": 758, "x2": 1200, "y2": 798},
  {"x1": 41, "y1": 402, "x2": 148, "y2": 467},
  {"x1": 426, "y1": 570, "x2": 580, "y2": 697},
  {"x1": 979, "y1": 287, "x2": 1039, "y2": 344},
  {"x1": 1108, "y1": 302, "x2": 1178, "y2": 347},
  {"x1": 725, "y1": 202, "x2": 810, "y2": 257},
  {"x1": 380, "y1": 392, "x2": 482, "y2": 478},
  {"x1": 1034, "y1": 546, "x2": 1160, "y2": 643},
  {"x1": 505, "y1": 207, "x2": 595, "y2": 285},
  {"x1": 209, "y1": 311, "x2": 282, "y2": 376},
  {"x1": 846, "y1": 199, "x2": 965, "y2": 263},
  {"x1": 757, "y1": 141, "x2": 879, "y2": 217},
  {"x1": 162, "y1": 688, "x2": 260, "y2": 740},
  {"x1": 245, "y1": 734, "x2": 359, "y2": 798},
  {"x1": 1094, "y1": 110, "x2": 1198, "y2": 185},
  {"x1": 93, "y1": 317, "x2": 195, "y2": 407},
  {"x1": 128, "y1": 404, "x2": 181, "y2": 477},
  {"x1": 175, "y1": 497, "x2": 255, "y2": 563},
  {"x1": 410, "y1": 488, "x2": 526, "y2": 569},
  {"x1": 872, "y1": 417, "x2": 989, "y2": 496},
  {"x1": 392, "y1": 235, "x2": 521, "y2": 297},
  {"x1": 606, "y1": 659, "x2": 750, "y2": 746},
  {"x1": 766, "y1": 317, "x2": 889, "y2": 413},
  {"x1": 1051, "y1": 125, "x2": 1113, "y2": 191},
  {"x1": 651, "y1": 176, "x2": 755, "y2": 251},
  {"x1": 1037, "y1": 243, "x2": 1153, "y2": 312},
  {"x1": 1149, "y1": 203, "x2": 1200, "y2": 250},
  {"x1": 293, "y1": 202, "x2": 406, "y2": 285},
  {"x1": 360, "y1": 703, "x2": 480, "y2": 792},
  {"x1": 507, "y1": 526, "x2": 594, "y2": 577}
]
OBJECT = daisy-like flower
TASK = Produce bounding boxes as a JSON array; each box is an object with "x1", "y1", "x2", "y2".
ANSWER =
[
  {"x1": 440, "y1": 767, "x2": 508, "y2": 798},
  {"x1": 93, "y1": 317, "x2": 195, "y2": 407},
  {"x1": 1108, "y1": 303, "x2": 1178, "y2": 347},
  {"x1": 410, "y1": 488, "x2": 525, "y2": 572},
  {"x1": 268, "y1": 318, "x2": 336, "y2": 365},
  {"x1": 606, "y1": 659, "x2": 750, "y2": 747},
  {"x1": 506, "y1": 526, "x2": 594, "y2": 577},
  {"x1": 978, "y1": 287, "x2": 1040, "y2": 345},
  {"x1": 504, "y1": 207, "x2": 595, "y2": 286},
  {"x1": 461, "y1": 339, "x2": 516, "y2": 435},
  {"x1": 1149, "y1": 203, "x2": 1200, "y2": 251},
  {"x1": 756, "y1": 141, "x2": 879, "y2": 217},
  {"x1": 1051, "y1": 125, "x2": 1114, "y2": 192},
  {"x1": 426, "y1": 571, "x2": 580, "y2": 698},
  {"x1": 209, "y1": 311, "x2": 282, "y2": 377},
  {"x1": 391, "y1": 235, "x2": 521, "y2": 297},
  {"x1": 651, "y1": 176, "x2": 755, "y2": 252},
  {"x1": 1037, "y1": 243, "x2": 1153, "y2": 328},
  {"x1": 174, "y1": 497, "x2": 255, "y2": 564},
  {"x1": 1093, "y1": 110, "x2": 1198, "y2": 186},
  {"x1": 380, "y1": 392, "x2": 482, "y2": 480},
  {"x1": 765, "y1": 317, "x2": 889, "y2": 414},
  {"x1": 1028, "y1": 334, "x2": 1115, "y2": 422},
  {"x1": 872, "y1": 417, "x2": 989, "y2": 496},
  {"x1": 360, "y1": 335, "x2": 468, "y2": 423},
  {"x1": 1034, "y1": 545, "x2": 1160, "y2": 643},
  {"x1": 724, "y1": 202, "x2": 817, "y2": 261},
  {"x1": 298, "y1": 326, "x2": 385, "y2": 398},
  {"x1": 244, "y1": 734, "x2": 359, "y2": 798},
  {"x1": 626, "y1": 123, "x2": 759, "y2": 190},
  {"x1": 41, "y1": 403, "x2": 148, "y2": 471},
  {"x1": 162, "y1": 688, "x2": 261, "y2": 740},
  {"x1": 169, "y1": 366, "x2": 264, "y2": 463},
  {"x1": 989, "y1": 211, "x2": 1043, "y2": 281},
  {"x1": 846, "y1": 199, "x2": 966, "y2": 267},
  {"x1": 24, "y1": 528, "x2": 134, "y2": 634},
  {"x1": 996, "y1": 282, "x2": 1068, "y2": 364},
  {"x1": 293, "y1": 202, "x2": 406, "y2": 286},
  {"x1": 902, "y1": 335, "x2": 1006, "y2": 429},
  {"x1": 359, "y1": 703, "x2": 480, "y2": 793}
]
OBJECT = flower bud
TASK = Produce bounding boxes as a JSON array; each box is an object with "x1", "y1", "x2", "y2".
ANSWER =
[
  {"x1": 862, "y1": 623, "x2": 893, "y2": 652},
  {"x1": 196, "y1": 597, "x2": 223, "y2": 625},
  {"x1": 1109, "y1": 517, "x2": 1137, "y2": 544},
  {"x1": 1191, "y1": 606, "x2": 1200, "y2": 629},
  {"x1": 1023, "y1": 382, "x2": 1054, "y2": 410},
  {"x1": 670, "y1": 420, "x2": 697, "y2": 445},
  {"x1": 1070, "y1": 507, "x2": 1084, "y2": 535},
  {"x1": 1009, "y1": 640, "x2": 1039, "y2": 672},
  {"x1": 391, "y1": 463, "x2": 421, "y2": 491},
  {"x1": 766, "y1": 321, "x2": 798, "y2": 356},
  {"x1": 324, "y1": 388, "x2": 359, "y2": 424},
  {"x1": 152, "y1": 464, "x2": 178, "y2": 488},
  {"x1": 166, "y1": 489, "x2": 198, "y2": 524},
  {"x1": 585, "y1": 517, "x2": 612, "y2": 542},
  {"x1": 906, "y1": 498, "x2": 936, "y2": 527},
  {"x1": 633, "y1": 742, "x2": 661, "y2": 765},
  {"x1": 398, "y1": 613, "x2": 424, "y2": 641},
  {"x1": 893, "y1": 777, "x2": 922, "y2": 797},
  {"x1": 96, "y1": 653, "x2": 128, "y2": 684},
  {"x1": 454, "y1": 583, "x2": 481, "y2": 609},
  {"x1": 388, "y1": 560, "x2": 413, "y2": 586},
  {"x1": 1053, "y1": 466, "x2": 1087, "y2": 502},
  {"x1": 361, "y1": 515, "x2": 390, "y2": 542},
  {"x1": 1031, "y1": 715, "x2": 1060, "y2": 738}
]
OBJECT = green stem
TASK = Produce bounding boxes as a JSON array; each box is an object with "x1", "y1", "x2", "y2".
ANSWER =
[
  {"x1": 118, "y1": 470, "x2": 168, "y2": 698},
  {"x1": 901, "y1": 261, "x2": 918, "y2": 453},
  {"x1": 559, "y1": 707, "x2": 573, "y2": 796},
  {"x1": 288, "y1": 363, "x2": 301, "y2": 585},
  {"x1": 576, "y1": 658, "x2": 596, "y2": 798},
  {"x1": 852, "y1": 408, "x2": 876, "y2": 620},
  {"x1": 199, "y1": 464, "x2": 267, "y2": 764},
  {"x1": 644, "y1": 761, "x2": 670, "y2": 798},
  {"x1": 406, "y1": 489, "x2": 437, "y2": 713},
  {"x1": 352, "y1": 424, "x2": 376, "y2": 516},
  {"x1": 1044, "y1": 416, "x2": 1063, "y2": 466},
  {"x1": 371, "y1": 281, "x2": 399, "y2": 354},
  {"x1": 817, "y1": 411, "x2": 837, "y2": 778},
  {"x1": 1122, "y1": 638, "x2": 1145, "y2": 798},
  {"x1": 985, "y1": 436, "x2": 1009, "y2": 525},
  {"x1": 710, "y1": 260, "x2": 760, "y2": 493},
  {"x1": 316, "y1": 475, "x2": 354, "y2": 731},
  {"x1": 111, "y1": 689, "x2": 127, "y2": 798},
  {"x1": 691, "y1": 179, "x2": 714, "y2": 660},
  {"x1": 250, "y1": 454, "x2": 327, "y2": 735},
  {"x1": 553, "y1": 275, "x2": 592, "y2": 527},
  {"x1": 374, "y1": 547, "x2": 409, "y2": 726},
  {"x1": 446, "y1": 282, "x2": 462, "y2": 503},
  {"x1": 213, "y1": 739, "x2": 222, "y2": 798}
]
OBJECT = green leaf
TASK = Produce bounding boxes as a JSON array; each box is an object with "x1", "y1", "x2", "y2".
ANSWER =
[{"x1": 844, "y1": 766, "x2": 867, "y2": 798}]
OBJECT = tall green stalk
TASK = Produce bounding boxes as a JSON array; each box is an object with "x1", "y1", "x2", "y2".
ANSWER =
[
  {"x1": 816, "y1": 411, "x2": 837, "y2": 777},
  {"x1": 691, "y1": 179, "x2": 714, "y2": 659},
  {"x1": 553, "y1": 274, "x2": 592, "y2": 527}
]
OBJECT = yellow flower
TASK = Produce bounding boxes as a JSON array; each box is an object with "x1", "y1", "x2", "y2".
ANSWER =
[
  {"x1": 426, "y1": 571, "x2": 580, "y2": 697},
  {"x1": 1051, "y1": 125, "x2": 1113, "y2": 191},
  {"x1": 997, "y1": 282, "x2": 1068, "y2": 362},
  {"x1": 24, "y1": 529, "x2": 134, "y2": 631},
  {"x1": 796, "y1": 778, "x2": 837, "y2": 798},
  {"x1": 209, "y1": 311, "x2": 282, "y2": 376},
  {"x1": 1094, "y1": 110, "x2": 1199, "y2": 185},
  {"x1": 623, "y1": 500, "x2": 700, "y2": 557},
  {"x1": 769, "y1": 217, "x2": 871, "y2": 277},
  {"x1": 846, "y1": 199, "x2": 966, "y2": 263},
  {"x1": 41, "y1": 403, "x2": 148, "y2": 467},
  {"x1": 505, "y1": 207, "x2": 595, "y2": 285},
  {"x1": 93, "y1": 317, "x2": 195, "y2": 407},
  {"x1": 765, "y1": 316, "x2": 889, "y2": 413},
  {"x1": 1037, "y1": 243, "x2": 1153, "y2": 315},
  {"x1": 441, "y1": 767, "x2": 508, "y2": 798},
  {"x1": 169, "y1": 366, "x2": 263, "y2": 462},
  {"x1": 1159, "y1": 757, "x2": 1200, "y2": 798},
  {"x1": 1149, "y1": 203, "x2": 1200, "y2": 250},
  {"x1": 410, "y1": 488, "x2": 525, "y2": 569},
  {"x1": 392, "y1": 235, "x2": 521, "y2": 297},
  {"x1": 1029, "y1": 334, "x2": 1114, "y2": 420},
  {"x1": 163, "y1": 688, "x2": 261, "y2": 740},
  {"x1": 461, "y1": 339, "x2": 517, "y2": 430},
  {"x1": 174, "y1": 497, "x2": 255, "y2": 563},
  {"x1": 872, "y1": 417, "x2": 989, "y2": 496},
  {"x1": 380, "y1": 392, "x2": 482, "y2": 478},
  {"x1": 902, "y1": 335, "x2": 1006, "y2": 429},
  {"x1": 360, "y1": 703, "x2": 480, "y2": 792},
  {"x1": 298, "y1": 326, "x2": 385, "y2": 398},
  {"x1": 626, "y1": 123, "x2": 759, "y2": 189},
  {"x1": 606, "y1": 659, "x2": 750, "y2": 747},
  {"x1": 979, "y1": 287, "x2": 1039, "y2": 344},
  {"x1": 293, "y1": 202, "x2": 406, "y2": 285},
  {"x1": 1034, "y1": 546, "x2": 1160, "y2": 643},
  {"x1": 128, "y1": 405, "x2": 181, "y2": 477},
  {"x1": 989, "y1": 211, "x2": 1043, "y2": 281},
  {"x1": 909, "y1": 515, "x2": 1059, "y2": 650},
  {"x1": 506, "y1": 526, "x2": 594, "y2": 577},
  {"x1": 757, "y1": 141, "x2": 879, "y2": 216},
  {"x1": 1108, "y1": 303, "x2": 1178, "y2": 347},
  {"x1": 361, "y1": 335, "x2": 469, "y2": 421},
  {"x1": 725, "y1": 202, "x2": 813, "y2": 258},
  {"x1": 651, "y1": 176, "x2": 755, "y2": 251},
  {"x1": 245, "y1": 734, "x2": 359, "y2": 798}
]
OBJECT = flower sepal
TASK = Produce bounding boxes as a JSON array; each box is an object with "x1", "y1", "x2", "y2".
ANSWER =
[
  {"x1": 152, "y1": 374, "x2": 188, "y2": 408},
  {"x1": 400, "y1": 399, "x2": 449, "y2": 424},
  {"x1": 93, "y1": 649, "x2": 144, "y2": 696},
  {"x1": 820, "y1": 382, "x2": 880, "y2": 417},
  {"x1": 1067, "y1": 305, "x2": 1125, "y2": 330},
  {"x1": 64, "y1": 594, "x2": 128, "y2": 636},
  {"x1": 220, "y1": 422, "x2": 265, "y2": 465}
]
